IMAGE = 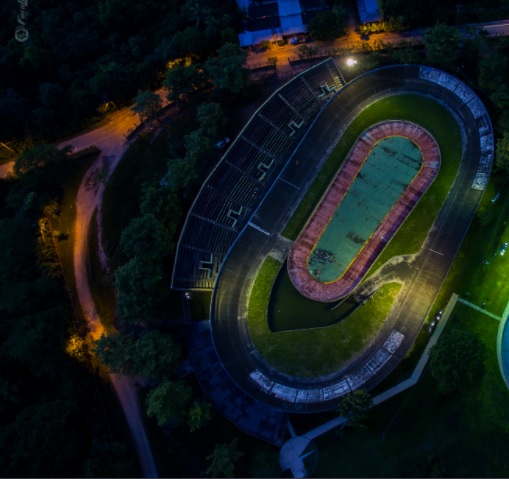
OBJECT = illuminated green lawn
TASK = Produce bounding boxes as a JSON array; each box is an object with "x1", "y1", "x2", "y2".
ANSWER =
[
  {"x1": 314, "y1": 302, "x2": 509, "y2": 478},
  {"x1": 430, "y1": 174, "x2": 509, "y2": 318},
  {"x1": 247, "y1": 256, "x2": 401, "y2": 377}
]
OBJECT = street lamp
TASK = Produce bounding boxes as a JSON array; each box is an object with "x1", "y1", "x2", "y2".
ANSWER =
[{"x1": 346, "y1": 58, "x2": 357, "y2": 67}]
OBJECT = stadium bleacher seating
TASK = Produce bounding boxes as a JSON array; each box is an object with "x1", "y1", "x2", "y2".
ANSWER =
[
  {"x1": 172, "y1": 58, "x2": 344, "y2": 290},
  {"x1": 419, "y1": 66, "x2": 494, "y2": 191}
]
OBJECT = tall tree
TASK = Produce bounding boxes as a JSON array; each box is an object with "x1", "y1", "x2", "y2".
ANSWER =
[
  {"x1": 424, "y1": 22, "x2": 461, "y2": 66},
  {"x1": 428, "y1": 329, "x2": 485, "y2": 393},
  {"x1": 336, "y1": 389, "x2": 373, "y2": 428},
  {"x1": 94, "y1": 330, "x2": 181, "y2": 380},
  {"x1": 496, "y1": 131, "x2": 509, "y2": 174},
  {"x1": 145, "y1": 379, "x2": 192, "y2": 426},
  {"x1": 205, "y1": 42, "x2": 250, "y2": 93},
  {"x1": 197, "y1": 102, "x2": 227, "y2": 139},
  {"x1": 249, "y1": 445, "x2": 281, "y2": 478},
  {"x1": 134, "y1": 330, "x2": 182, "y2": 380},
  {"x1": 114, "y1": 257, "x2": 164, "y2": 323},
  {"x1": 93, "y1": 333, "x2": 135, "y2": 375},
  {"x1": 206, "y1": 438, "x2": 244, "y2": 478},
  {"x1": 119, "y1": 214, "x2": 171, "y2": 260},
  {"x1": 164, "y1": 64, "x2": 207, "y2": 108},
  {"x1": 0, "y1": 400, "x2": 82, "y2": 477},
  {"x1": 131, "y1": 89, "x2": 162, "y2": 123},
  {"x1": 308, "y1": 6, "x2": 348, "y2": 41},
  {"x1": 14, "y1": 144, "x2": 70, "y2": 176},
  {"x1": 186, "y1": 400, "x2": 213, "y2": 432}
]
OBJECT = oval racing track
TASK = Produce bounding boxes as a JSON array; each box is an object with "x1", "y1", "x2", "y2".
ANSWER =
[
  {"x1": 287, "y1": 120, "x2": 441, "y2": 302},
  {"x1": 211, "y1": 65, "x2": 493, "y2": 412}
]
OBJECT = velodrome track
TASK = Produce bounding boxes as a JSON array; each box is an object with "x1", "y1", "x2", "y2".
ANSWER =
[{"x1": 211, "y1": 65, "x2": 493, "y2": 413}]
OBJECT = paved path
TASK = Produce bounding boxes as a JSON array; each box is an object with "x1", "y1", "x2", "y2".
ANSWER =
[
  {"x1": 280, "y1": 293, "x2": 459, "y2": 478},
  {"x1": 58, "y1": 93, "x2": 170, "y2": 478},
  {"x1": 457, "y1": 297, "x2": 502, "y2": 321},
  {"x1": 0, "y1": 161, "x2": 13, "y2": 178}
]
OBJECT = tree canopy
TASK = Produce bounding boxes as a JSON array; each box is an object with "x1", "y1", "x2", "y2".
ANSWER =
[
  {"x1": 94, "y1": 330, "x2": 181, "y2": 380},
  {"x1": 496, "y1": 131, "x2": 509, "y2": 174},
  {"x1": 308, "y1": 6, "x2": 348, "y2": 41},
  {"x1": 429, "y1": 329, "x2": 486, "y2": 393},
  {"x1": 131, "y1": 89, "x2": 162, "y2": 123},
  {"x1": 145, "y1": 379, "x2": 192, "y2": 426},
  {"x1": 205, "y1": 43, "x2": 250, "y2": 93},
  {"x1": 206, "y1": 438, "x2": 244, "y2": 478},
  {"x1": 424, "y1": 22, "x2": 461, "y2": 66},
  {"x1": 336, "y1": 389, "x2": 373, "y2": 428}
]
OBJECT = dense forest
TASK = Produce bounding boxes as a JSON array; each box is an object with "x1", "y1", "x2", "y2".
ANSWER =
[{"x1": 0, "y1": 0, "x2": 240, "y2": 151}]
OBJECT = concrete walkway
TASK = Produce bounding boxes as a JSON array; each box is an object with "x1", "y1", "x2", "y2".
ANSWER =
[
  {"x1": 279, "y1": 293, "x2": 459, "y2": 478},
  {"x1": 457, "y1": 297, "x2": 502, "y2": 321}
]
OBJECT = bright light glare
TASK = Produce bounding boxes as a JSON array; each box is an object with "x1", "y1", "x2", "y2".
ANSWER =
[{"x1": 346, "y1": 58, "x2": 357, "y2": 67}]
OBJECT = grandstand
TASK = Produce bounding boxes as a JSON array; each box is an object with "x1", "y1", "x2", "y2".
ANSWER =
[
  {"x1": 418, "y1": 66, "x2": 494, "y2": 190},
  {"x1": 172, "y1": 58, "x2": 344, "y2": 290}
]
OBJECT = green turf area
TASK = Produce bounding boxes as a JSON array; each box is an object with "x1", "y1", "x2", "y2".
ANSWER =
[
  {"x1": 247, "y1": 256, "x2": 401, "y2": 377},
  {"x1": 313, "y1": 302, "x2": 509, "y2": 478},
  {"x1": 282, "y1": 95, "x2": 462, "y2": 276},
  {"x1": 435, "y1": 174, "x2": 509, "y2": 317}
]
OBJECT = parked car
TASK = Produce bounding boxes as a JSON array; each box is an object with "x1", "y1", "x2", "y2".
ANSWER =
[
  {"x1": 501, "y1": 242, "x2": 508, "y2": 256},
  {"x1": 216, "y1": 137, "x2": 230, "y2": 149}
]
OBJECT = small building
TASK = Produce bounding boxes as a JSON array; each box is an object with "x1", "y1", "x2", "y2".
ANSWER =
[
  {"x1": 236, "y1": 0, "x2": 328, "y2": 47},
  {"x1": 356, "y1": 0, "x2": 382, "y2": 23}
]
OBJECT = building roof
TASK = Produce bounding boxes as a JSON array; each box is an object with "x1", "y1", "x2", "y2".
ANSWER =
[
  {"x1": 237, "y1": 0, "x2": 309, "y2": 47},
  {"x1": 356, "y1": 0, "x2": 382, "y2": 23}
]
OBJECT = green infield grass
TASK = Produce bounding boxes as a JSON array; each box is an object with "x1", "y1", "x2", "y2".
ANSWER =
[{"x1": 247, "y1": 256, "x2": 401, "y2": 377}]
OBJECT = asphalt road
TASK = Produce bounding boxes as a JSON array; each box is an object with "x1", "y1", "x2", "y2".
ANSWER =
[{"x1": 245, "y1": 18, "x2": 509, "y2": 71}]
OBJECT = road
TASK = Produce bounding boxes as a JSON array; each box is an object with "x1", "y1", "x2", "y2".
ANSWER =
[
  {"x1": 245, "y1": 18, "x2": 509, "y2": 71},
  {"x1": 58, "y1": 92, "x2": 170, "y2": 478}
]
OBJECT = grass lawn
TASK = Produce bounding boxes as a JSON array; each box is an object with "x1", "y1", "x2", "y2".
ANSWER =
[
  {"x1": 247, "y1": 256, "x2": 401, "y2": 377},
  {"x1": 282, "y1": 94, "x2": 462, "y2": 274},
  {"x1": 313, "y1": 302, "x2": 509, "y2": 478},
  {"x1": 431, "y1": 173, "x2": 509, "y2": 318}
]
